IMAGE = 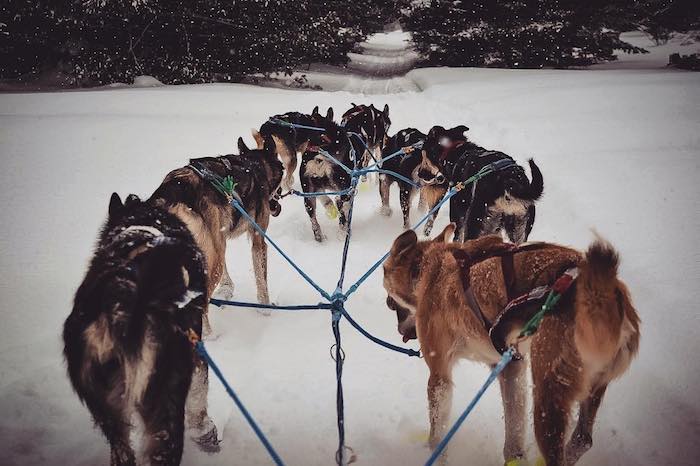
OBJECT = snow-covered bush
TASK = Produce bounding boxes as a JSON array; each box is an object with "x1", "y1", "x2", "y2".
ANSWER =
[
  {"x1": 403, "y1": 0, "x2": 695, "y2": 68},
  {"x1": 1, "y1": 0, "x2": 401, "y2": 85}
]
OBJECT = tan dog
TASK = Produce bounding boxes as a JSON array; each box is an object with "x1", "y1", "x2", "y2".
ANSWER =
[
  {"x1": 150, "y1": 138, "x2": 284, "y2": 326},
  {"x1": 382, "y1": 225, "x2": 640, "y2": 465}
]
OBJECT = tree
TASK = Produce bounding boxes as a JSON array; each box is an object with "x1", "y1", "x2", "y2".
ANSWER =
[
  {"x1": 404, "y1": 0, "x2": 653, "y2": 69},
  {"x1": 1, "y1": 0, "x2": 399, "y2": 85}
]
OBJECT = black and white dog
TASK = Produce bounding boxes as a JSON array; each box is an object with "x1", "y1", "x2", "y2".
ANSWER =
[
  {"x1": 63, "y1": 194, "x2": 218, "y2": 466},
  {"x1": 418, "y1": 125, "x2": 543, "y2": 243},
  {"x1": 299, "y1": 116, "x2": 358, "y2": 242},
  {"x1": 377, "y1": 128, "x2": 429, "y2": 228},
  {"x1": 255, "y1": 106, "x2": 334, "y2": 189},
  {"x1": 340, "y1": 103, "x2": 391, "y2": 170}
]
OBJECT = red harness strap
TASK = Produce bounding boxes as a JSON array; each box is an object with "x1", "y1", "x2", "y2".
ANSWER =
[{"x1": 489, "y1": 267, "x2": 579, "y2": 355}]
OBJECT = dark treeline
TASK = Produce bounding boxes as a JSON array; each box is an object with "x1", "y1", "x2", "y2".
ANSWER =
[
  {"x1": 404, "y1": 0, "x2": 700, "y2": 68},
  {"x1": 1, "y1": 0, "x2": 698, "y2": 85},
  {"x1": 1, "y1": 0, "x2": 403, "y2": 85}
]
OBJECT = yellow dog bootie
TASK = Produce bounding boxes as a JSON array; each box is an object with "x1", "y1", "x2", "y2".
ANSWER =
[
  {"x1": 325, "y1": 203, "x2": 339, "y2": 219},
  {"x1": 505, "y1": 457, "x2": 545, "y2": 466},
  {"x1": 505, "y1": 459, "x2": 527, "y2": 466}
]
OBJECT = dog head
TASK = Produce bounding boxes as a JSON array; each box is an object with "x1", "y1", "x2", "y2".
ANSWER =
[
  {"x1": 310, "y1": 106, "x2": 346, "y2": 149},
  {"x1": 340, "y1": 103, "x2": 391, "y2": 148},
  {"x1": 417, "y1": 125, "x2": 470, "y2": 185},
  {"x1": 383, "y1": 224, "x2": 456, "y2": 341},
  {"x1": 375, "y1": 104, "x2": 391, "y2": 145},
  {"x1": 237, "y1": 137, "x2": 284, "y2": 216}
]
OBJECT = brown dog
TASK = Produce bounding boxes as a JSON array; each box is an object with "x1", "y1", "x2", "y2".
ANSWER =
[
  {"x1": 382, "y1": 225, "x2": 640, "y2": 465},
  {"x1": 150, "y1": 137, "x2": 284, "y2": 325}
]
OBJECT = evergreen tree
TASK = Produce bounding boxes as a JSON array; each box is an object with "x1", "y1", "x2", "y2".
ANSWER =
[
  {"x1": 404, "y1": 0, "x2": 656, "y2": 68},
  {"x1": 1, "y1": 0, "x2": 401, "y2": 85}
]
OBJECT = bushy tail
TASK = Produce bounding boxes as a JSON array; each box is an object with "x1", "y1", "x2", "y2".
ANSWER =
[
  {"x1": 524, "y1": 159, "x2": 544, "y2": 200},
  {"x1": 574, "y1": 236, "x2": 628, "y2": 365}
]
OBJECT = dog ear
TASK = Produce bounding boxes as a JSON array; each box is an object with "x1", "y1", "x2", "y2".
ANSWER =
[
  {"x1": 326, "y1": 107, "x2": 333, "y2": 121},
  {"x1": 237, "y1": 137, "x2": 249, "y2": 153},
  {"x1": 427, "y1": 125, "x2": 446, "y2": 140},
  {"x1": 124, "y1": 194, "x2": 140, "y2": 207},
  {"x1": 433, "y1": 223, "x2": 456, "y2": 243},
  {"x1": 108, "y1": 192, "x2": 123, "y2": 217},
  {"x1": 312, "y1": 106, "x2": 319, "y2": 115},
  {"x1": 391, "y1": 229, "x2": 418, "y2": 257},
  {"x1": 452, "y1": 125, "x2": 469, "y2": 136},
  {"x1": 383, "y1": 104, "x2": 389, "y2": 117}
]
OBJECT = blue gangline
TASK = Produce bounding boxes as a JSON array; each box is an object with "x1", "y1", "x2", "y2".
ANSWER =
[
  {"x1": 211, "y1": 299, "x2": 333, "y2": 311},
  {"x1": 424, "y1": 348, "x2": 515, "y2": 466},
  {"x1": 195, "y1": 341, "x2": 286, "y2": 466},
  {"x1": 230, "y1": 200, "x2": 331, "y2": 301},
  {"x1": 341, "y1": 307, "x2": 421, "y2": 357}
]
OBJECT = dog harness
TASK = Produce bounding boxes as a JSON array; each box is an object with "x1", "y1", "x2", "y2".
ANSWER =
[
  {"x1": 453, "y1": 244, "x2": 579, "y2": 354},
  {"x1": 188, "y1": 159, "x2": 240, "y2": 203}
]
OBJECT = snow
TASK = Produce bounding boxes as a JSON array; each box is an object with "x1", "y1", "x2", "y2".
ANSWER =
[
  {"x1": 1, "y1": 31, "x2": 699, "y2": 466},
  {"x1": 132, "y1": 75, "x2": 165, "y2": 88},
  {"x1": 264, "y1": 29, "x2": 422, "y2": 94},
  {"x1": 590, "y1": 31, "x2": 700, "y2": 70}
]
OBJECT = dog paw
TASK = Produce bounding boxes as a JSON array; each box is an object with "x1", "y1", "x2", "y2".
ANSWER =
[
  {"x1": 378, "y1": 205, "x2": 392, "y2": 217},
  {"x1": 212, "y1": 283, "x2": 235, "y2": 301},
  {"x1": 189, "y1": 419, "x2": 220, "y2": 453},
  {"x1": 257, "y1": 303, "x2": 273, "y2": 316},
  {"x1": 201, "y1": 316, "x2": 213, "y2": 338},
  {"x1": 313, "y1": 231, "x2": 326, "y2": 242}
]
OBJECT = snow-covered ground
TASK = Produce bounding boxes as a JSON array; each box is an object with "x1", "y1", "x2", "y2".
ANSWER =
[
  {"x1": 264, "y1": 29, "x2": 422, "y2": 94},
  {"x1": 1, "y1": 31, "x2": 699, "y2": 466}
]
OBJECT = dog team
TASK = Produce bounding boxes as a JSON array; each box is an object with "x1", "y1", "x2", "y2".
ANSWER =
[{"x1": 63, "y1": 103, "x2": 640, "y2": 466}]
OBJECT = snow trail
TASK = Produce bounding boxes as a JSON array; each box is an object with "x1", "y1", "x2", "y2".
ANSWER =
[{"x1": 265, "y1": 28, "x2": 422, "y2": 94}]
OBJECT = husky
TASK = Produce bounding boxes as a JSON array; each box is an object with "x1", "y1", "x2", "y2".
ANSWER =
[
  {"x1": 418, "y1": 125, "x2": 543, "y2": 241},
  {"x1": 383, "y1": 225, "x2": 640, "y2": 465},
  {"x1": 150, "y1": 137, "x2": 283, "y2": 321},
  {"x1": 378, "y1": 127, "x2": 468, "y2": 228},
  {"x1": 255, "y1": 106, "x2": 334, "y2": 190},
  {"x1": 340, "y1": 103, "x2": 391, "y2": 170},
  {"x1": 63, "y1": 193, "x2": 218, "y2": 466},
  {"x1": 296, "y1": 113, "x2": 358, "y2": 242}
]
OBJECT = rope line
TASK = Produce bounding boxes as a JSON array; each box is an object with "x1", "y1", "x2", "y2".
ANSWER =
[
  {"x1": 195, "y1": 341, "x2": 285, "y2": 466},
  {"x1": 424, "y1": 348, "x2": 515, "y2": 466},
  {"x1": 194, "y1": 118, "x2": 521, "y2": 465},
  {"x1": 211, "y1": 299, "x2": 333, "y2": 311}
]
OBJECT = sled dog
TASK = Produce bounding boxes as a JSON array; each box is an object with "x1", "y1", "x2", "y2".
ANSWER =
[
  {"x1": 64, "y1": 193, "x2": 218, "y2": 466},
  {"x1": 383, "y1": 225, "x2": 640, "y2": 465}
]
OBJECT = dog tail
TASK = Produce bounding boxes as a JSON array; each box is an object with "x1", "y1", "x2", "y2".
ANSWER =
[
  {"x1": 574, "y1": 235, "x2": 639, "y2": 369},
  {"x1": 522, "y1": 159, "x2": 544, "y2": 201}
]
